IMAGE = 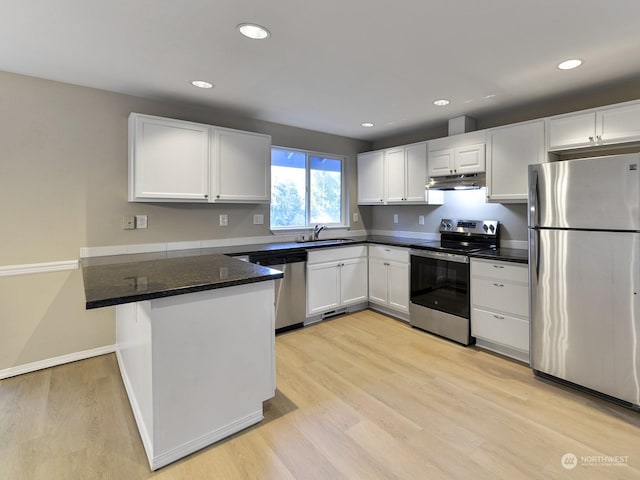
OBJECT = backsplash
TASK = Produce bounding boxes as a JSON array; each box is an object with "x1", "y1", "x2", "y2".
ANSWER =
[{"x1": 368, "y1": 188, "x2": 528, "y2": 243}]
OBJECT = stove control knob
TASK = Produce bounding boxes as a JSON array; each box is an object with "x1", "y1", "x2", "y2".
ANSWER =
[
  {"x1": 489, "y1": 224, "x2": 495, "y2": 232},
  {"x1": 483, "y1": 224, "x2": 489, "y2": 231}
]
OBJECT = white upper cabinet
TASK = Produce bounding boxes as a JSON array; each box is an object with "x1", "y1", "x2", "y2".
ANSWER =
[
  {"x1": 384, "y1": 146, "x2": 406, "y2": 203},
  {"x1": 128, "y1": 113, "x2": 271, "y2": 203},
  {"x1": 427, "y1": 130, "x2": 486, "y2": 177},
  {"x1": 212, "y1": 128, "x2": 270, "y2": 203},
  {"x1": 358, "y1": 142, "x2": 442, "y2": 205},
  {"x1": 357, "y1": 150, "x2": 385, "y2": 204},
  {"x1": 487, "y1": 120, "x2": 545, "y2": 203},
  {"x1": 548, "y1": 100, "x2": 640, "y2": 151},
  {"x1": 129, "y1": 114, "x2": 210, "y2": 202},
  {"x1": 548, "y1": 112, "x2": 596, "y2": 150}
]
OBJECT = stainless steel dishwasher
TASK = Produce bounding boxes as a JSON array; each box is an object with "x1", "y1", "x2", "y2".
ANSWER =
[{"x1": 248, "y1": 250, "x2": 307, "y2": 333}]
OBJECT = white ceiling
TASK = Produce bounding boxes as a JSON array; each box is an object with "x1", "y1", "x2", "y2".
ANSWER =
[{"x1": 2, "y1": 0, "x2": 640, "y2": 141}]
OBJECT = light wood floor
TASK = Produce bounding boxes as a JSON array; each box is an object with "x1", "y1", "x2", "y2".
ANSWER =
[{"x1": 2, "y1": 310, "x2": 639, "y2": 479}]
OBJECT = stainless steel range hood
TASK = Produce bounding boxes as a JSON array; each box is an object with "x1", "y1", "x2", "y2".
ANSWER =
[{"x1": 427, "y1": 173, "x2": 486, "y2": 190}]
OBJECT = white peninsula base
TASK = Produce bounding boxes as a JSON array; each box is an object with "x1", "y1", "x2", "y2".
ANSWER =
[{"x1": 115, "y1": 281, "x2": 276, "y2": 470}]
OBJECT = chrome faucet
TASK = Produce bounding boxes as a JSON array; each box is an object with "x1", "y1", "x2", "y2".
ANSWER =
[{"x1": 313, "y1": 224, "x2": 327, "y2": 241}]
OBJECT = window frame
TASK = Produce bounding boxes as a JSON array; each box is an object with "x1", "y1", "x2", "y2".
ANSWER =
[{"x1": 270, "y1": 145, "x2": 348, "y2": 232}]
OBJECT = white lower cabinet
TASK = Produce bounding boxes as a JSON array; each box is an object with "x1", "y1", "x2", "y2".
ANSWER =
[
  {"x1": 306, "y1": 245, "x2": 368, "y2": 317},
  {"x1": 368, "y1": 245, "x2": 409, "y2": 319},
  {"x1": 471, "y1": 258, "x2": 529, "y2": 362}
]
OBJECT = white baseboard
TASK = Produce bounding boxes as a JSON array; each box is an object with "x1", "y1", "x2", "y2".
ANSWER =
[{"x1": 0, "y1": 344, "x2": 115, "y2": 380}]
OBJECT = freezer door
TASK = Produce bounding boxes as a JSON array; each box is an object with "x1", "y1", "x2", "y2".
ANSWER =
[
  {"x1": 528, "y1": 154, "x2": 640, "y2": 230},
  {"x1": 529, "y1": 229, "x2": 640, "y2": 406}
]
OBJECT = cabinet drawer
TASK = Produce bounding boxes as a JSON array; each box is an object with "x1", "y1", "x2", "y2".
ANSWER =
[
  {"x1": 471, "y1": 258, "x2": 528, "y2": 283},
  {"x1": 472, "y1": 308, "x2": 529, "y2": 352},
  {"x1": 307, "y1": 245, "x2": 368, "y2": 264},
  {"x1": 368, "y1": 244, "x2": 409, "y2": 263},
  {"x1": 471, "y1": 278, "x2": 528, "y2": 317}
]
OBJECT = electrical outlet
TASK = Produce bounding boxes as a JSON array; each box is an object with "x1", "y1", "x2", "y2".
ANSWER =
[
  {"x1": 393, "y1": 213, "x2": 399, "y2": 224},
  {"x1": 219, "y1": 214, "x2": 228, "y2": 227},
  {"x1": 123, "y1": 216, "x2": 135, "y2": 230},
  {"x1": 419, "y1": 215, "x2": 425, "y2": 225},
  {"x1": 253, "y1": 214, "x2": 264, "y2": 225},
  {"x1": 135, "y1": 215, "x2": 148, "y2": 229},
  {"x1": 353, "y1": 212, "x2": 359, "y2": 223}
]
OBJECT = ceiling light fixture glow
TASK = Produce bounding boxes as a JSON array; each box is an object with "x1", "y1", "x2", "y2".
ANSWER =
[
  {"x1": 433, "y1": 99, "x2": 450, "y2": 106},
  {"x1": 558, "y1": 59, "x2": 582, "y2": 70},
  {"x1": 191, "y1": 80, "x2": 214, "y2": 89},
  {"x1": 361, "y1": 122, "x2": 375, "y2": 128},
  {"x1": 237, "y1": 23, "x2": 271, "y2": 40}
]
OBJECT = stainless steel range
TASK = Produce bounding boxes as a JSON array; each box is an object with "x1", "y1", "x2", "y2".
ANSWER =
[{"x1": 409, "y1": 219, "x2": 499, "y2": 345}]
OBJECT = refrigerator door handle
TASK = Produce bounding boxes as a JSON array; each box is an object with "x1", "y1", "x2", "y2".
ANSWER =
[
  {"x1": 528, "y1": 166, "x2": 540, "y2": 228},
  {"x1": 529, "y1": 227, "x2": 540, "y2": 282}
]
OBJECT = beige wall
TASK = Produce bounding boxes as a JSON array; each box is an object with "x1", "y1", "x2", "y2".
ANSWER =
[{"x1": 0, "y1": 71, "x2": 370, "y2": 372}]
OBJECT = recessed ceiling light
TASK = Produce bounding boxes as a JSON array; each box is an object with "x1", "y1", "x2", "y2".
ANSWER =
[
  {"x1": 361, "y1": 122, "x2": 375, "y2": 128},
  {"x1": 191, "y1": 80, "x2": 214, "y2": 89},
  {"x1": 484, "y1": 94, "x2": 497, "y2": 99},
  {"x1": 558, "y1": 59, "x2": 583, "y2": 70},
  {"x1": 433, "y1": 99, "x2": 450, "y2": 106},
  {"x1": 237, "y1": 23, "x2": 271, "y2": 40}
]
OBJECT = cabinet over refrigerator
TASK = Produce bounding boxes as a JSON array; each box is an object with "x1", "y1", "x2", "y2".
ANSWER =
[{"x1": 528, "y1": 153, "x2": 640, "y2": 410}]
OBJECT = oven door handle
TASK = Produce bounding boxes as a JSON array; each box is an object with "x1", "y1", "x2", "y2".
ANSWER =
[{"x1": 410, "y1": 249, "x2": 469, "y2": 264}]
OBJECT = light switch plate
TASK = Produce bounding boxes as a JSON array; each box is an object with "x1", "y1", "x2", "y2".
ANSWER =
[
  {"x1": 219, "y1": 214, "x2": 228, "y2": 227},
  {"x1": 123, "y1": 216, "x2": 135, "y2": 230},
  {"x1": 419, "y1": 215, "x2": 424, "y2": 225},
  {"x1": 353, "y1": 212, "x2": 359, "y2": 223},
  {"x1": 253, "y1": 214, "x2": 264, "y2": 225},
  {"x1": 135, "y1": 215, "x2": 148, "y2": 229},
  {"x1": 393, "y1": 213, "x2": 399, "y2": 224}
]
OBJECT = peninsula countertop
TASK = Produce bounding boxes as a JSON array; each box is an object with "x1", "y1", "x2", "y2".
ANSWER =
[{"x1": 81, "y1": 253, "x2": 283, "y2": 309}]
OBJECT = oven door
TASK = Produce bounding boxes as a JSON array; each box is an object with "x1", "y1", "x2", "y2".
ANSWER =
[{"x1": 409, "y1": 249, "x2": 470, "y2": 319}]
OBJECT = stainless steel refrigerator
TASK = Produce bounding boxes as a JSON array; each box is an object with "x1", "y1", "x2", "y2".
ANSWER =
[{"x1": 528, "y1": 153, "x2": 640, "y2": 409}]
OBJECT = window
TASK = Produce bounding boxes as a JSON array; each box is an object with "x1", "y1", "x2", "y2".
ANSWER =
[{"x1": 270, "y1": 147, "x2": 345, "y2": 229}]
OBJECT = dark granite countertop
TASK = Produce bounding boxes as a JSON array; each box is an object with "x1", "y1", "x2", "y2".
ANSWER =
[
  {"x1": 470, "y1": 248, "x2": 529, "y2": 264},
  {"x1": 82, "y1": 254, "x2": 283, "y2": 309},
  {"x1": 81, "y1": 235, "x2": 528, "y2": 309}
]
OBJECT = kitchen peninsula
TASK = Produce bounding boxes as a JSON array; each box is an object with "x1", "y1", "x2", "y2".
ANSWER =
[{"x1": 81, "y1": 252, "x2": 283, "y2": 470}]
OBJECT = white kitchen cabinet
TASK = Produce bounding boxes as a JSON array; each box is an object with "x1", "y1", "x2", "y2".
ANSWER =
[
  {"x1": 368, "y1": 245, "x2": 409, "y2": 319},
  {"x1": 357, "y1": 150, "x2": 385, "y2": 204},
  {"x1": 358, "y1": 142, "x2": 442, "y2": 205},
  {"x1": 212, "y1": 128, "x2": 271, "y2": 203},
  {"x1": 548, "y1": 100, "x2": 640, "y2": 151},
  {"x1": 471, "y1": 258, "x2": 529, "y2": 362},
  {"x1": 129, "y1": 113, "x2": 271, "y2": 203},
  {"x1": 306, "y1": 245, "x2": 368, "y2": 317},
  {"x1": 129, "y1": 114, "x2": 211, "y2": 202},
  {"x1": 428, "y1": 144, "x2": 485, "y2": 176},
  {"x1": 486, "y1": 120, "x2": 545, "y2": 203}
]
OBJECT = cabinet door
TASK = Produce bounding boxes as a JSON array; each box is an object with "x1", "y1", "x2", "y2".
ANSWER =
[
  {"x1": 487, "y1": 121, "x2": 545, "y2": 203},
  {"x1": 597, "y1": 103, "x2": 640, "y2": 145},
  {"x1": 428, "y1": 149, "x2": 453, "y2": 176},
  {"x1": 213, "y1": 128, "x2": 271, "y2": 202},
  {"x1": 548, "y1": 112, "x2": 596, "y2": 151},
  {"x1": 368, "y1": 258, "x2": 388, "y2": 305},
  {"x1": 129, "y1": 114, "x2": 210, "y2": 202},
  {"x1": 357, "y1": 151, "x2": 385, "y2": 204},
  {"x1": 385, "y1": 147, "x2": 407, "y2": 203},
  {"x1": 306, "y1": 262, "x2": 340, "y2": 315},
  {"x1": 404, "y1": 143, "x2": 428, "y2": 202},
  {"x1": 340, "y1": 257, "x2": 368, "y2": 306},
  {"x1": 387, "y1": 261, "x2": 409, "y2": 313},
  {"x1": 454, "y1": 144, "x2": 485, "y2": 174}
]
